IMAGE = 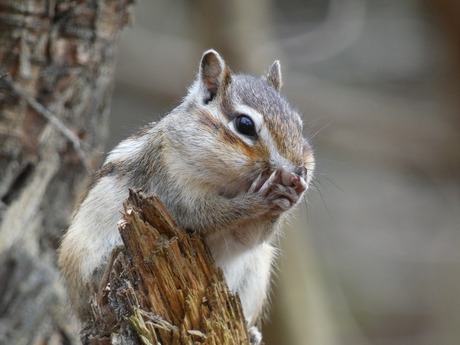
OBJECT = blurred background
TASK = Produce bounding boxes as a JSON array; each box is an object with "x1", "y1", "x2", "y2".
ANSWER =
[{"x1": 107, "y1": 1, "x2": 460, "y2": 344}]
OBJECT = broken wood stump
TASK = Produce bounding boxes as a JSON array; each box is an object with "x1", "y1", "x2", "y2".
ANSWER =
[{"x1": 81, "y1": 189, "x2": 252, "y2": 345}]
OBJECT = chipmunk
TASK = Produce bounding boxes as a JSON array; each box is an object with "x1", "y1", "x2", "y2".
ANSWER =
[{"x1": 59, "y1": 49, "x2": 315, "y2": 344}]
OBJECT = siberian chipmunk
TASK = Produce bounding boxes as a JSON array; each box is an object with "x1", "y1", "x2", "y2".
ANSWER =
[{"x1": 59, "y1": 49, "x2": 315, "y2": 343}]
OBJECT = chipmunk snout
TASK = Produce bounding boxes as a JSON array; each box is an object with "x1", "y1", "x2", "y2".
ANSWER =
[
  {"x1": 268, "y1": 160, "x2": 306, "y2": 180},
  {"x1": 279, "y1": 165, "x2": 307, "y2": 177}
]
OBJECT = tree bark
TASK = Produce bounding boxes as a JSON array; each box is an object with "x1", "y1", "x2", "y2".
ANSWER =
[
  {"x1": 82, "y1": 190, "x2": 252, "y2": 345},
  {"x1": 0, "y1": 1, "x2": 133, "y2": 344}
]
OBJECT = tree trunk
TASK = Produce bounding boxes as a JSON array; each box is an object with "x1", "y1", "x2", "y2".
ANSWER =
[{"x1": 0, "y1": 1, "x2": 133, "y2": 344}]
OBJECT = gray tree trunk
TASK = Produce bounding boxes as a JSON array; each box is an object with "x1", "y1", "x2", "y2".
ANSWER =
[{"x1": 0, "y1": 1, "x2": 133, "y2": 344}]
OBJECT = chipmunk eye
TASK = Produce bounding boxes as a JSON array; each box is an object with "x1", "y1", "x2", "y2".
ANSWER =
[{"x1": 234, "y1": 115, "x2": 257, "y2": 138}]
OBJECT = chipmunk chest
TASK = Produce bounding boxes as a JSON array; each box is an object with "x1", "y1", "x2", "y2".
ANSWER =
[{"x1": 208, "y1": 238, "x2": 274, "y2": 325}]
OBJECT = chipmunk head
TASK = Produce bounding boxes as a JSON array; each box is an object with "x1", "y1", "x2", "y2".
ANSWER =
[{"x1": 170, "y1": 50, "x2": 314, "y2": 198}]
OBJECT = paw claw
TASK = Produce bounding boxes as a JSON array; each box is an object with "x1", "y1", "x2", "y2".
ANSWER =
[
  {"x1": 258, "y1": 170, "x2": 279, "y2": 195},
  {"x1": 249, "y1": 172, "x2": 267, "y2": 193}
]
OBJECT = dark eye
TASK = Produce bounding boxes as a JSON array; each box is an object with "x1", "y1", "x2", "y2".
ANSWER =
[{"x1": 234, "y1": 115, "x2": 257, "y2": 138}]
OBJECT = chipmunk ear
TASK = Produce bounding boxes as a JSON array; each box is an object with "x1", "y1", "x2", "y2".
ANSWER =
[
  {"x1": 199, "y1": 49, "x2": 231, "y2": 104},
  {"x1": 266, "y1": 60, "x2": 282, "y2": 91}
]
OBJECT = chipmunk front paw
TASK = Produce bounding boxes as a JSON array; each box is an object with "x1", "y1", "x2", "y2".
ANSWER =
[
  {"x1": 248, "y1": 326, "x2": 263, "y2": 345},
  {"x1": 249, "y1": 168, "x2": 307, "y2": 214}
]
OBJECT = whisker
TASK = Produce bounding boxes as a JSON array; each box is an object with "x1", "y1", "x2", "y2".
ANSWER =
[
  {"x1": 316, "y1": 173, "x2": 344, "y2": 193},
  {"x1": 306, "y1": 121, "x2": 333, "y2": 142},
  {"x1": 310, "y1": 179, "x2": 333, "y2": 218},
  {"x1": 224, "y1": 168, "x2": 260, "y2": 188}
]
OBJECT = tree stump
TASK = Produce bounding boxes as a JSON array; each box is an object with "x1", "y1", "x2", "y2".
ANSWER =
[{"x1": 82, "y1": 190, "x2": 252, "y2": 345}]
